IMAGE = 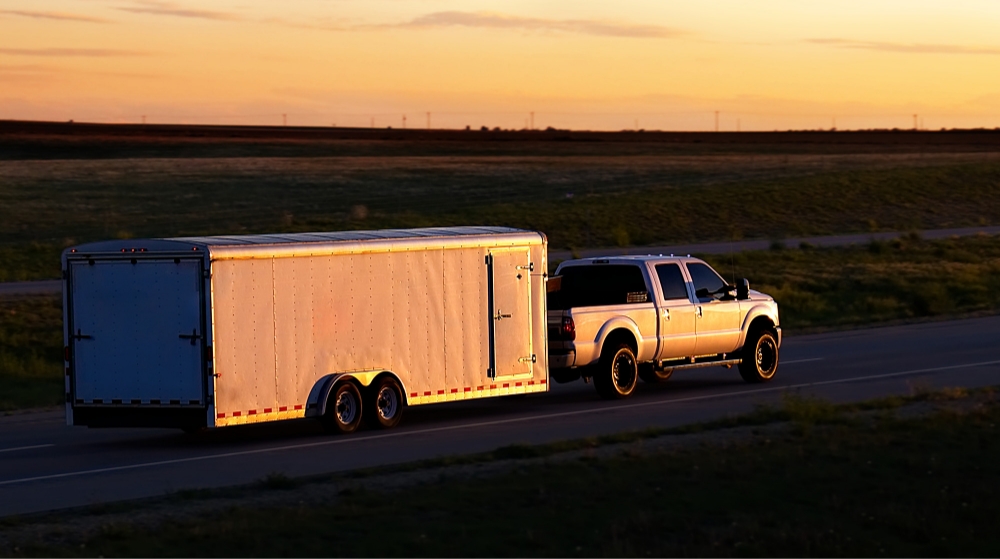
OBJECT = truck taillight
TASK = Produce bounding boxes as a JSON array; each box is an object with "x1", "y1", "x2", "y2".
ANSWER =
[{"x1": 562, "y1": 317, "x2": 575, "y2": 341}]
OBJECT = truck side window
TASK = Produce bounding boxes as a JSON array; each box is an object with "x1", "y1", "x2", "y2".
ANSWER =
[
  {"x1": 549, "y1": 265, "x2": 649, "y2": 309},
  {"x1": 655, "y1": 264, "x2": 689, "y2": 301},
  {"x1": 686, "y1": 262, "x2": 727, "y2": 299}
]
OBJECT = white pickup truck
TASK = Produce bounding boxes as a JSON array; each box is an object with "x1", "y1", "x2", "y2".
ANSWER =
[{"x1": 547, "y1": 255, "x2": 781, "y2": 399}]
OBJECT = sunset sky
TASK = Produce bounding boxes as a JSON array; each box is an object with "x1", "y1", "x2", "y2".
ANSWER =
[{"x1": 3, "y1": 0, "x2": 1000, "y2": 130}]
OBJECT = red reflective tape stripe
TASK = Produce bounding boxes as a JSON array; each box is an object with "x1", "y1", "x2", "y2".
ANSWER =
[
  {"x1": 450, "y1": 388, "x2": 458, "y2": 393},
  {"x1": 233, "y1": 411, "x2": 242, "y2": 417},
  {"x1": 279, "y1": 406, "x2": 287, "y2": 412},
  {"x1": 464, "y1": 387, "x2": 472, "y2": 392},
  {"x1": 528, "y1": 380, "x2": 535, "y2": 385},
  {"x1": 424, "y1": 391, "x2": 432, "y2": 396},
  {"x1": 248, "y1": 410, "x2": 257, "y2": 415},
  {"x1": 437, "y1": 389, "x2": 445, "y2": 395},
  {"x1": 264, "y1": 408, "x2": 272, "y2": 413},
  {"x1": 477, "y1": 386, "x2": 484, "y2": 390},
  {"x1": 294, "y1": 404, "x2": 303, "y2": 410},
  {"x1": 502, "y1": 383, "x2": 510, "y2": 388},
  {"x1": 515, "y1": 382, "x2": 523, "y2": 387},
  {"x1": 217, "y1": 413, "x2": 225, "y2": 418},
  {"x1": 410, "y1": 392, "x2": 418, "y2": 398},
  {"x1": 540, "y1": 379, "x2": 547, "y2": 384}
]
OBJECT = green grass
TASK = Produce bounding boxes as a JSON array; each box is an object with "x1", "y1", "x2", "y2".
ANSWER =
[
  {"x1": 0, "y1": 295, "x2": 64, "y2": 411},
  {"x1": 2, "y1": 150, "x2": 999, "y2": 280},
  {"x1": 8, "y1": 391, "x2": 1000, "y2": 557},
  {"x1": 701, "y1": 232, "x2": 1000, "y2": 329}
]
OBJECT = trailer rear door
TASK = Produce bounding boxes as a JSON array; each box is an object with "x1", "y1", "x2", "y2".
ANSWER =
[
  {"x1": 69, "y1": 258, "x2": 205, "y2": 405},
  {"x1": 488, "y1": 248, "x2": 534, "y2": 379}
]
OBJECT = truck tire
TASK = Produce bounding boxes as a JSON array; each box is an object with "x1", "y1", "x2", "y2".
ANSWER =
[
  {"x1": 365, "y1": 377, "x2": 404, "y2": 429},
  {"x1": 738, "y1": 329, "x2": 779, "y2": 383},
  {"x1": 322, "y1": 382, "x2": 364, "y2": 434},
  {"x1": 638, "y1": 364, "x2": 673, "y2": 384},
  {"x1": 595, "y1": 343, "x2": 638, "y2": 399}
]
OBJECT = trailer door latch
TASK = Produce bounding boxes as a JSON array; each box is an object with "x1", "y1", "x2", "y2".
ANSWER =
[
  {"x1": 72, "y1": 329, "x2": 93, "y2": 341},
  {"x1": 178, "y1": 329, "x2": 202, "y2": 345}
]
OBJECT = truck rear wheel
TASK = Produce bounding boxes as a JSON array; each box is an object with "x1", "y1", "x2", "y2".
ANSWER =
[
  {"x1": 595, "y1": 343, "x2": 638, "y2": 399},
  {"x1": 322, "y1": 382, "x2": 364, "y2": 434},
  {"x1": 738, "y1": 329, "x2": 779, "y2": 383},
  {"x1": 365, "y1": 377, "x2": 404, "y2": 429}
]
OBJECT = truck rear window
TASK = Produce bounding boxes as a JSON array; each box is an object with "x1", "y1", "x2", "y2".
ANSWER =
[{"x1": 549, "y1": 265, "x2": 649, "y2": 310}]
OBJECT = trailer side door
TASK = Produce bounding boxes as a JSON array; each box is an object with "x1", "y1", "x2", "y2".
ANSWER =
[{"x1": 487, "y1": 248, "x2": 534, "y2": 379}]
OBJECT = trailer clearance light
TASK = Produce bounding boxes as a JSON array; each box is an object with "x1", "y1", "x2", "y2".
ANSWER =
[{"x1": 562, "y1": 316, "x2": 576, "y2": 341}]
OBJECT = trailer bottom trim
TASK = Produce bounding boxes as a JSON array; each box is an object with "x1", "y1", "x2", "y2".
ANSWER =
[{"x1": 407, "y1": 380, "x2": 547, "y2": 405}]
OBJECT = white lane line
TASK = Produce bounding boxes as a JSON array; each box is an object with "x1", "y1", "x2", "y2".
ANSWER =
[
  {"x1": 781, "y1": 357, "x2": 824, "y2": 365},
  {"x1": 0, "y1": 444, "x2": 54, "y2": 454},
  {"x1": 2, "y1": 358, "x2": 999, "y2": 487}
]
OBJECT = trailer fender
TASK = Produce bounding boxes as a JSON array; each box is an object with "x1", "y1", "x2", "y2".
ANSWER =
[{"x1": 308, "y1": 370, "x2": 405, "y2": 417}]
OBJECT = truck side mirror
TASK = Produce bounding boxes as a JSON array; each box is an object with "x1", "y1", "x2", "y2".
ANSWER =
[
  {"x1": 737, "y1": 278, "x2": 750, "y2": 300},
  {"x1": 695, "y1": 287, "x2": 710, "y2": 299}
]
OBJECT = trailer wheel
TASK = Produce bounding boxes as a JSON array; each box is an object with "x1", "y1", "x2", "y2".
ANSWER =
[
  {"x1": 594, "y1": 343, "x2": 638, "y2": 399},
  {"x1": 365, "y1": 377, "x2": 404, "y2": 429},
  {"x1": 638, "y1": 364, "x2": 673, "y2": 384},
  {"x1": 322, "y1": 382, "x2": 363, "y2": 434},
  {"x1": 738, "y1": 329, "x2": 779, "y2": 383}
]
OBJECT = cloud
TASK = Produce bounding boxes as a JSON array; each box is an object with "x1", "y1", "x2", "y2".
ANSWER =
[
  {"x1": 807, "y1": 38, "x2": 1000, "y2": 55},
  {"x1": 0, "y1": 48, "x2": 147, "y2": 57},
  {"x1": 369, "y1": 11, "x2": 684, "y2": 38},
  {"x1": 0, "y1": 10, "x2": 111, "y2": 23},
  {"x1": 117, "y1": 1, "x2": 241, "y2": 21}
]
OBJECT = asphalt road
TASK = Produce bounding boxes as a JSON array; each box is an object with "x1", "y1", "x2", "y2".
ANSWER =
[{"x1": 1, "y1": 315, "x2": 999, "y2": 517}]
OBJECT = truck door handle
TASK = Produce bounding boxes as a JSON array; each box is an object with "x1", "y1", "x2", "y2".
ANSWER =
[
  {"x1": 661, "y1": 308, "x2": 670, "y2": 320},
  {"x1": 494, "y1": 310, "x2": 512, "y2": 321},
  {"x1": 178, "y1": 329, "x2": 202, "y2": 345},
  {"x1": 696, "y1": 306, "x2": 703, "y2": 317}
]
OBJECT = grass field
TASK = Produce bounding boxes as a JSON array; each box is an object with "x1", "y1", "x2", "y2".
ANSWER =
[
  {"x1": 0, "y1": 295, "x2": 63, "y2": 411},
  {"x1": 2, "y1": 127, "x2": 1000, "y2": 281},
  {"x1": 6, "y1": 389, "x2": 999, "y2": 557},
  {"x1": 2, "y1": 234, "x2": 999, "y2": 412}
]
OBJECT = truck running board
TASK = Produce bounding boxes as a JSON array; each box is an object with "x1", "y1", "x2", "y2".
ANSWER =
[{"x1": 657, "y1": 358, "x2": 742, "y2": 372}]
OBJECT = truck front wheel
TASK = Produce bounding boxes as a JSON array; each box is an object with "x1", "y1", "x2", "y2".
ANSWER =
[
  {"x1": 738, "y1": 329, "x2": 779, "y2": 383},
  {"x1": 595, "y1": 343, "x2": 638, "y2": 399},
  {"x1": 322, "y1": 382, "x2": 364, "y2": 434}
]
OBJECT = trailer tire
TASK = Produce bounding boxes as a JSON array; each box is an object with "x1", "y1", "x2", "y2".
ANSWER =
[
  {"x1": 365, "y1": 377, "x2": 404, "y2": 429},
  {"x1": 738, "y1": 329, "x2": 779, "y2": 383},
  {"x1": 322, "y1": 382, "x2": 364, "y2": 434},
  {"x1": 638, "y1": 364, "x2": 673, "y2": 384},
  {"x1": 594, "y1": 343, "x2": 638, "y2": 399}
]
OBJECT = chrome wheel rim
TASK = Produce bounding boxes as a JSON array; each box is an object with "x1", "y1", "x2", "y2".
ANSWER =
[
  {"x1": 756, "y1": 336, "x2": 777, "y2": 378},
  {"x1": 336, "y1": 391, "x2": 358, "y2": 425},
  {"x1": 376, "y1": 386, "x2": 399, "y2": 420},
  {"x1": 612, "y1": 350, "x2": 637, "y2": 393}
]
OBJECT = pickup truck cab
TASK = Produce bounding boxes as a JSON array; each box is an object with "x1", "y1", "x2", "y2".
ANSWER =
[{"x1": 547, "y1": 255, "x2": 781, "y2": 399}]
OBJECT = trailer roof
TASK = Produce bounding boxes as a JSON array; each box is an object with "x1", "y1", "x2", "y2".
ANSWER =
[
  {"x1": 170, "y1": 226, "x2": 530, "y2": 246},
  {"x1": 66, "y1": 226, "x2": 544, "y2": 258}
]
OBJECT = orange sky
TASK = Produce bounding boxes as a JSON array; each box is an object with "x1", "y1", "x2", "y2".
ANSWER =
[{"x1": 3, "y1": 1, "x2": 1000, "y2": 130}]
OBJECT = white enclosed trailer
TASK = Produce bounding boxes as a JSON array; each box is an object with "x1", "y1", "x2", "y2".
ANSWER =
[{"x1": 63, "y1": 227, "x2": 548, "y2": 432}]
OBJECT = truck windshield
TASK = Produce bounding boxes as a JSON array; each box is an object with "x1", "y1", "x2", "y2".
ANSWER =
[{"x1": 549, "y1": 265, "x2": 649, "y2": 310}]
